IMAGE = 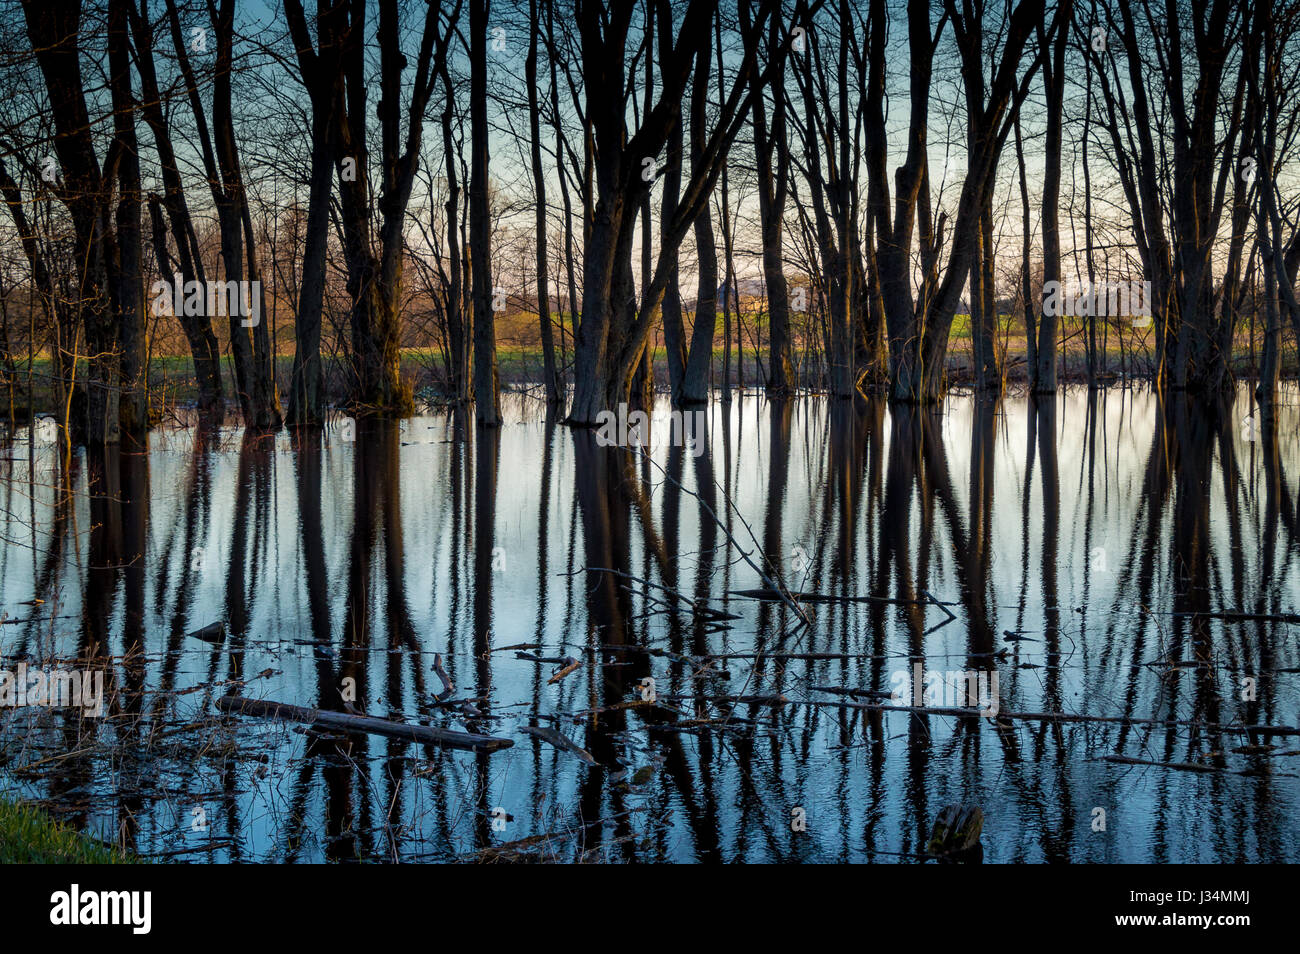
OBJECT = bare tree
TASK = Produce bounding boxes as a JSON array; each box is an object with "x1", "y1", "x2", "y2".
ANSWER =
[
  {"x1": 283, "y1": 0, "x2": 348, "y2": 425},
  {"x1": 168, "y1": 0, "x2": 280, "y2": 429},
  {"x1": 528, "y1": 0, "x2": 560, "y2": 405},
  {"x1": 568, "y1": 0, "x2": 774, "y2": 425},
  {"x1": 470, "y1": 0, "x2": 500, "y2": 424},
  {"x1": 744, "y1": 0, "x2": 794, "y2": 396},
  {"x1": 1087, "y1": 0, "x2": 1249, "y2": 393},
  {"x1": 1032, "y1": 0, "x2": 1072, "y2": 393},
  {"x1": 128, "y1": 0, "x2": 224, "y2": 416},
  {"x1": 21, "y1": 0, "x2": 126, "y2": 444}
]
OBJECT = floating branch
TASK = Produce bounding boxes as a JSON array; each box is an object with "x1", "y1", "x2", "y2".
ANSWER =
[
  {"x1": 1101, "y1": 755, "x2": 1222, "y2": 773},
  {"x1": 576, "y1": 567, "x2": 742, "y2": 621},
  {"x1": 547, "y1": 656, "x2": 581, "y2": 684},
  {"x1": 803, "y1": 698, "x2": 1300, "y2": 735},
  {"x1": 730, "y1": 588, "x2": 958, "y2": 617},
  {"x1": 519, "y1": 724, "x2": 597, "y2": 764},
  {"x1": 1166, "y1": 611, "x2": 1300, "y2": 625},
  {"x1": 217, "y1": 695, "x2": 513, "y2": 752}
]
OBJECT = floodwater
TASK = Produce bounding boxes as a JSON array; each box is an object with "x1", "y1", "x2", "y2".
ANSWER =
[{"x1": 1, "y1": 385, "x2": 1298, "y2": 862}]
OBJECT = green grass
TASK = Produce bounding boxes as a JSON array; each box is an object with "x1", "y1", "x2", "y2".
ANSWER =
[{"x1": 0, "y1": 799, "x2": 136, "y2": 863}]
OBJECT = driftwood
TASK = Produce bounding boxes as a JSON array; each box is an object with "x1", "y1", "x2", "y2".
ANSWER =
[
  {"x1": 518, "y1": 725, "x2": 597, "y2": 764},
  {"x1": 730, "y1": 588, "x2": 958, "y2": 627},
  {"x1": 547, "y1": 657, "x2": 581, "y2": 684},
  {"x1": 140, "y1": 839, "x2": 237, "y2": 858},
  {"x1": 466, "y1": 806, "x2": 651, "y2": 862},
  {"x1": 516, "y1": 651, "x2": 570, "y2": 664},
  {"x1": 574, "y1": 698, "x2": 676, "y2": 718},
  {"x1": 217, "y1": 695, "x2": 513, "y2": 751}
]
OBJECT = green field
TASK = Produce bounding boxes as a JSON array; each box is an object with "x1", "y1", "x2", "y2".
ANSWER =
[{"x1": 2, "y1": 314, "x2": 1293, "y2": 420}]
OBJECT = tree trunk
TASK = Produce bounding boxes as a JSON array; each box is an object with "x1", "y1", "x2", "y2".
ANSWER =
[
  {"x1": 21, "y1": 0, "x2": 120, "y2": 445},
  {"x1": 469, "y1": 0, "x2": 499, "y2": 424},
  {"x1": 128, "y1": 0, "x2": 223, "y2": 416},
  {"x1": 440, "y1": 54, "x2": 469, "y2": 404},
  {"x1": 108, "y1": 0, "x2": 147, "y2": 442},
  {"x1": 748, "y1": 5, "x2": 793, "y2": 396},
  {"x1": 528, "y1": 0, "x2": 560, "y2": 406},
  {"x1": 1034, "y1": 0, "x2": 1070, "y2": 394}
]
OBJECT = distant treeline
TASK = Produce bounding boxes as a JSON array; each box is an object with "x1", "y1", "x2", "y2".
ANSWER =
[{"x1": 0, "y1": 0, "x2": 1297, "y2": 445}]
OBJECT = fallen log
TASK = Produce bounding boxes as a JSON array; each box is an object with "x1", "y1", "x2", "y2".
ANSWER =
[
  {"x1": 217, "y1": 695, "x2": 513, "y2": 752},
  {"x1": 578, "y1": 567, "x2": 742, "y2": 620}
]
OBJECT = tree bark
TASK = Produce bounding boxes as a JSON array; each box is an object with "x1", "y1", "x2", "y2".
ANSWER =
[
  {"x1": 21, "y1": 0, "x2": 120, "y2": 445},
  {"x1": 469, "y1": 0, "x2": 500, "y2": 424},
  {"x1": 1034, "y1": 0, "x2": 1071, "y2": 394},
  {"x1": 748, "y1": 4, "x2": 793, "y2": 396},
  {"x1": 528, "y1": 0, "x2": 560, "y2": 405}
]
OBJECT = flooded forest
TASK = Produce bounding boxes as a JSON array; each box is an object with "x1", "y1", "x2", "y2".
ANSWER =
[{"x1": 1, "y1": 0, "x2": 1299, "y2": 865}]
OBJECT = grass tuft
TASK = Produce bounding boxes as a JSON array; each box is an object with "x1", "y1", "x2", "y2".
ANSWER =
[{"x1": 0, "y1": 799, "x2": 137, "y2": 864}]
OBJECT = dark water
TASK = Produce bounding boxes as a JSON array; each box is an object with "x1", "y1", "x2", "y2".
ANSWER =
[{"x1": 1, "y1": 385, "x2": 1298, "y2": 862}]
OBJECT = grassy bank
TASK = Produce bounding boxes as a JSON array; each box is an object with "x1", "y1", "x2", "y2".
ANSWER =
[{"x1": 0, "y1": 799, "x2": 135, "y2": 863}]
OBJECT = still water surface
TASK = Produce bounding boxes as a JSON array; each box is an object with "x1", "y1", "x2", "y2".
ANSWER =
[{"x1": 1, "y1": 386, "x2": 1298, "y2": 862}]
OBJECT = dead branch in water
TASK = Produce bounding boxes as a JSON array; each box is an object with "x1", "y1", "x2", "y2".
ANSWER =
[
  {"x1": 518, "y1": 724, "x2": 597, "y2": 764},
  {"x1": 217, "y1": 695, "x2": 514, "y2": 751},
  {"x1": 1101, "y1": 755, "x2": 1223, "y2": 773},
  {"x1": 1165, "y1": 610, "x2": 1300, "y2": 624},
  {"x1": 547, "y1": 657, "x2": 581, "y2": 684},
  {"x1": 577, "y1": 567, "x2": 741, "y2": 620},
  {"x1": 631, "y1": 446, "x2": 811, "y2": 626},
  {"x1": 803, "y1": 696, "x2": 1300, "y2": 736},
  {"x1": 730, "y1": 589, "x2": 958, "y2": 622}
]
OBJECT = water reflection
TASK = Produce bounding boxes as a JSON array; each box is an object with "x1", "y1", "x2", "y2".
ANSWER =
[{"x1": 1, "y1": 387, "x2": 1298, "y2": 862}]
